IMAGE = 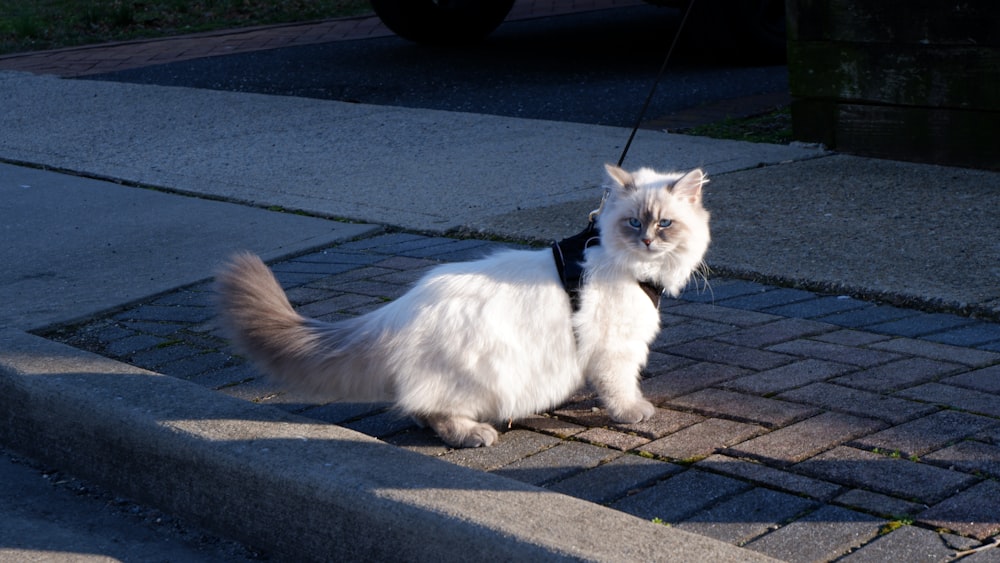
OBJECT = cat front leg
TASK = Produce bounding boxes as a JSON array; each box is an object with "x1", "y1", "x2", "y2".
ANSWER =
[
  {"x1": 585, "y1": 344, "x2": 656, "y2": 424},
  {"x1": 420, "y1": 414, "x2": 499, "y2": 448},
  {"x1": 599, "y1": 381, "x2": 656, "y2": 424}
]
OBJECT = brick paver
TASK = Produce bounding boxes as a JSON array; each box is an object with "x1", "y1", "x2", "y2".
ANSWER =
[
  {"x1": 640, "y1": 361, "x2": 748, "y2": 401},
  {"x1": 491, "y1": 441, "x2": 620, "y2": 486},
  {"x1": 917, "y1": 480, "x2": 1000, "y2": 540},
  {"x1": 818, "y1": 304, "x2": 923, "y2": 330},
  {"x1": 667, "y1": 301, "x2": 781, "y2": 327},
  {"x1": 676, "y1": 487, "x2": 818, "y2": 545},
  {"x1": 812, "y1": 328, "x2": 893, "y2": 347},
  {"x1": 712, "y1": 317, "x2": 836, "y2": 348},
  {"x1": 776, "y1": 381, "x2": 938, "y2": 425},
  {"x1": 440, "y1": 429, "x2": 561, "y2": 472},
  {"x1": 767, "y1": 338, "x2": 903, "y2": 368},
  {"x1": 870, "y1": 338, "x2": 999, "y2": 367},
  {"x1": 838, "y1": 525, "x2": 982, "y2": 563},
  {"x1": 923, "y1": 441, "x2": 1000, "y2": 479},
  {"x1": 897, "y1": 382, "x2": 1000, "y2": 418},
  {"x1": 831, "y1": 357, "x2": 964, "y2": 392},
  {"x1": 553, "y1": 403, "x2": 703, "y2": 440},
  {"x1": 728, "y1": 412, "x2": 885, "y2": 466},
  {"x1": 640, "y1": 418, "x2": 766, "y2": 462},
  {"x1": 766, "y1": 295, "x2": 871, "y2": 319},
  {"x1": 868, "y1": 313, "x2": 977, "y2": 338},
  {"x1": 719, "y1": 358, "x2": 855, "y2": 395},
  {"x1": 666, "y1": 388, "x2": 820, "y2": 428},
  {"x1": 574, "y1": 427, "x2": 651, "y2": 451},
  {"x1": 547, "y1": 453, "x2": 681, "y2": 504},
  {"x1": 942, "y1": 364, "x2": 1000, "y2": 393},
  {"x1": 743, "y1": 504, "x2": 885, "y2": 563},
  {"x1": 39, "y1": 232, "x2": 1000, "y2": 560},
  {"x1": 515, "y1": 414, "x2": 586, "y2": 438},
  {"x1": 849, "y1": 409, "x2": 999, "y2": 457},
  {"x1": 669, "y1": 339, "x2": 798, "y2": 371},
  {"x1": 795, "y1": 446, "x2": 979, "y2": 505},
  {"x1": 714, "y1": 287, "x2": 819, "y2": 311},
  {"x1": 699, "y1": 453, "x2": 843, "y2": 501},
  {"x1": 609, "y1": 468, "x2": 752, "y2": 523},
  {"x1": 833, "y1": 489, "x2": 926, "y2": 519}
]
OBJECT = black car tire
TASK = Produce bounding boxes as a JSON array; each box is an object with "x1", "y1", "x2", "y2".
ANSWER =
[
  {"x1": 685, "y1": 0, "x2": 786, "y2": 63},
  {"x1": 370, "y1": 0, "x2": 516, "y2": 45},
  {"x1": 724, "y1": 0, "x2": 786, "y2": 62}
]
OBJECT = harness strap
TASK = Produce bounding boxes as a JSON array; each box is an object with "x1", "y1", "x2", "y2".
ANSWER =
[
  {"x1": 551, "y1": 222, "x2": 600, "y2": 311},
  {"x1": 638, "y1": 280, "x2": 665, "y2": 308},
  {"x1": 552, "y1": 223, "x2": 664, "y2": 311}
]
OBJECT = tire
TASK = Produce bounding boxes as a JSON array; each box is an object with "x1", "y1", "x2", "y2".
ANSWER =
[
  {"x1": 370, "y1": 0, "x2": 516, "y2": 45},
  {"x1": 725, "y1": 0, "x2": 786, "y2": 63},
  {"x1": 682, "y1": 0, "x2": 787, "y2": 64}
]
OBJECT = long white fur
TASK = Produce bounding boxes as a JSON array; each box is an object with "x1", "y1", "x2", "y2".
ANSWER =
[{"x1": 214, "y1": 165, "x2": 710, "y2": 448}]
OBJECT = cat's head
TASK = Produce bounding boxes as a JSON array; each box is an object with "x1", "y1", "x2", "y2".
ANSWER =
[{"x1": 596, "y1": 164, "x2": 711, "y2": 292}]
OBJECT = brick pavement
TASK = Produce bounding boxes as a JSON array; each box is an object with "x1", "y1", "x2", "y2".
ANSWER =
[
  {"x1": 39, "y1": 231, "x2": 1000, "y2": 562},
  {"x1": 0, "y1": 0, "x2": 643, "y2": 78}
]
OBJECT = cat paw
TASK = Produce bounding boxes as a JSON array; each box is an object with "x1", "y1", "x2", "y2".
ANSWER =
[
  {"x1": 461, "y1": 423, "x2": 499, "y2": 448},
  {"x1": 608, "y1": 399, "x2": 656, "y2": 424},
  {"x1": 423, "y1": 414, "x2": 498, "y2": 448}
]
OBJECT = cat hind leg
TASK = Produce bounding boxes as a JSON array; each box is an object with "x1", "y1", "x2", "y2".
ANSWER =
[{"x1": 421, "y1": 414, "x2": 498, "y2": 448}]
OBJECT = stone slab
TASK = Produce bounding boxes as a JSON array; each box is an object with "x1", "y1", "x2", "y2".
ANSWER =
[
  {"x1": 0, "y1": 71, "x2": 826, "y2": 235},
  {"x1": 0, "y1": 163, "x2": 377, "y2": 331}
]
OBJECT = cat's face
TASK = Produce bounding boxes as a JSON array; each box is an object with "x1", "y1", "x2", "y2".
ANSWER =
[{"x1": 599, "y1": 165, "x2": 709, "y2": 262}]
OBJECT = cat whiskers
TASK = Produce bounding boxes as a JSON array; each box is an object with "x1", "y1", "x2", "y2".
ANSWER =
[{"x1": 686, "y1": 262, "x2": 713, "y2": 300}]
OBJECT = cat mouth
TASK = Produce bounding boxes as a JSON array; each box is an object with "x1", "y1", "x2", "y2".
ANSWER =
[{"x1": 637, "y1": 242, "x2": 673, "y2": 257}]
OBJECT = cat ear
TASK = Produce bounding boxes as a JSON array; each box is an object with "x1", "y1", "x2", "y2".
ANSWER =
[
  {"x1": 604, "y1": 164, "x2": 637, "y2": 192},
  {"x1": 671, "y1": 168, "x2": 707, "y2": 205}
]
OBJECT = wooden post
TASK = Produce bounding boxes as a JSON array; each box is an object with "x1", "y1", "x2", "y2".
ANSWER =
[{"x1": 786, "y1": 0, "x2": 999, "y2": 169}]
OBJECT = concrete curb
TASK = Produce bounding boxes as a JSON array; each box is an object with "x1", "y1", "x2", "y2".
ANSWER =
[{"x1": 0, "y1": 329, "x2": 780, "y2": 562}]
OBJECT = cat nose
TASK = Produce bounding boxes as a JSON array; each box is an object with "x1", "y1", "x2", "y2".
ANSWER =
[{"x1": 642, "y1": 238, "x2": 652, "y2": 247}]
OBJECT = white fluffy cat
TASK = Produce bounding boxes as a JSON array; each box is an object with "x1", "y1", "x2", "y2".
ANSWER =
[{"x1": 215, "y1": 164, "x2": 710, "y2": 447}]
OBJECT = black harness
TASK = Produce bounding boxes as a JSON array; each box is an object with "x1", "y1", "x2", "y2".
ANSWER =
[{"x1": 551, "y1": 223, "x2": 664, "y2": 311}]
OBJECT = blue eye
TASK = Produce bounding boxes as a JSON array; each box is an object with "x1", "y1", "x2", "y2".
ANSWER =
[
  {"x1": 627, "y1": 217, "x2": 641, "y2": 229},
  {"x1": 658, "y1": 219, "x2": 673, "y2": 228}
]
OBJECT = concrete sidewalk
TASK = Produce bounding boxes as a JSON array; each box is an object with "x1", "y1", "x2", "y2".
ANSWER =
[
  {"x1": 2, "y1": 70, "x2": 997, "y2": 317},
  {"x1": 1, "y1": 5, "x2": 999, "y2": 563}
]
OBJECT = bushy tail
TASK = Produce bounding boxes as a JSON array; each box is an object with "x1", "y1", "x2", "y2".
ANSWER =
[{"x1": 213, "y1": 252, "x2": 392, "y2": 402}]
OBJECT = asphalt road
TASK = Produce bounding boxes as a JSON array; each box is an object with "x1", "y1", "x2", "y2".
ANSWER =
[{"x1": 84, "y1": 4, "x2": 789, "y2": 128}]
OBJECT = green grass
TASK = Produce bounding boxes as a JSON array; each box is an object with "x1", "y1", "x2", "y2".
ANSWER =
[
  {"x1": 0, "y1": 0, "x2": 372, "y2": 55},
  {"x1": 878, "y1": 517, "x2": 913, "y2": 536},
  {"x1": 677, "y1": 107, "x2": 793, "y2": 145}
]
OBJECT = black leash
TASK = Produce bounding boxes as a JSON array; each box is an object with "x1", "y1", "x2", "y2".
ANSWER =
[
  {"x1": 553, "y1": 2, "x2": 700, "y2": 312},
  {"x1": 616, "y1": 0, "x2": 699, "y2": 167},
  {"x1": 589, "y1": 0, "x2": 700, "y2": 223}
]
